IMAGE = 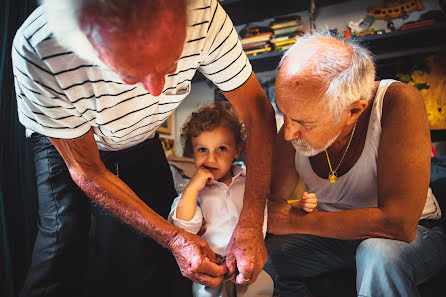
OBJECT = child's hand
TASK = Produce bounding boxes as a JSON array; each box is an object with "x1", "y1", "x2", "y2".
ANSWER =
[
  {"x1": 187, "y1": 166, "x2": 215, "y2": 193},
  {"x1": 300, "y1": 192, "x2": 317, "y2": 213}
]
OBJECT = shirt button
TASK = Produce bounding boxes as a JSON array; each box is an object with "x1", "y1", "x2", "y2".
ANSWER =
[
  {"x1": 226, "y1": 191, "x2": 230, "y2": 197},
  {"x1": 232, "y1": 217, "x2": 236, "y2": 221}
]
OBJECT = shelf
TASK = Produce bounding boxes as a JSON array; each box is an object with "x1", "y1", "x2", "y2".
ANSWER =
[
  {"x1": 431, "y1": 130, "x2": 446, "y2": 142},
  {"x1": 221, "y1": 0, "x2": 346, "y2": 26},
  {"x1": 193, "y1": 22, "x2": 446, "y2": 82},
  {"x1": 357, "y1": 22, "x2": 446, "y2": 61},
  {"x1": 251, "y1": 22, "x2": 446, "y2": 72}
]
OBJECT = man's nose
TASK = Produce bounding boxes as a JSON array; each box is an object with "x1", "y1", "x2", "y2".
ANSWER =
[
  {"x1": 141, "y1": 74, "x2": 165, "y2": 96},
  {"x1": 284, "y1": 122, "x2": 301, "y2": 141}
]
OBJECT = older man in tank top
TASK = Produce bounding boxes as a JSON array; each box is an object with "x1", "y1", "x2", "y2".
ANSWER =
[{"x1": 266, "y1": 32, "x2": 446, "y2": 297}]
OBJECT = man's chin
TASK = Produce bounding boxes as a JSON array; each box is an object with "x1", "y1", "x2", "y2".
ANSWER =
[
  {"x1": 290, "y1": 133, "x2": 339, "y2": 157},
  {"x1": 294, "y1": 148, "x2": 322, "y2": 157},
  {"x1": 290, "y1": 139, "x2": 323, "y2": 157}
]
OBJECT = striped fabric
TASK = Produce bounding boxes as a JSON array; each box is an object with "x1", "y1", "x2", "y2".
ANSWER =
[{"x1": 12, "y1": 0, "x2": 252, "y2": 151}]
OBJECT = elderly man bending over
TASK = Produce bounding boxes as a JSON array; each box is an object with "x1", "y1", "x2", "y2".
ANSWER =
[
  {"x1": 12, "y1": 0, "x2": 275, "y2": 296},
  {"x1": 266, "y1": 32, "x2": 446, "y2": 297}
]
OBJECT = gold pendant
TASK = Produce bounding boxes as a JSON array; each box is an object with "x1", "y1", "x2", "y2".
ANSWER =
[{"x1": 328, "y1": 172, "x2": 337, "y2": 183}]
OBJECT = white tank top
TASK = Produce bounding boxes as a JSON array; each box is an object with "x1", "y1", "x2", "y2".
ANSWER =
[{"x1": 294, "y1": 79, "x2": 441, "y2": 220}]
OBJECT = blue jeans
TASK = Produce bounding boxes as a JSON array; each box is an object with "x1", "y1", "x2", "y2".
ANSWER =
[{"x1": 265, "y1": 225, "x2": 446, "y2": 297}]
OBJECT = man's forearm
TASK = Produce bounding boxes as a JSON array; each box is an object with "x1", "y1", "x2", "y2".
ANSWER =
[
  {"x1": 239, "y1": 100, "x2": 276, "y2": 227},
  {"x1": 289, "y1": 207, "x2": 416, "y2": 242},
  {"x1": 73, "y1": 167, "x2": 181, "y2": 248}
]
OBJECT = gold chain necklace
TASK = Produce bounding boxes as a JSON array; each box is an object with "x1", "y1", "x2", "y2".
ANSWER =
[{"x1": 325, "y1": 123, "x2": 357, "y2": 184}]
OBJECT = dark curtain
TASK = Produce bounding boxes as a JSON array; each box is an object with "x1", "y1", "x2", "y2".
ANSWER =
[{"x1": 1, "y1": 0, "x2": 38, "y2": 297}]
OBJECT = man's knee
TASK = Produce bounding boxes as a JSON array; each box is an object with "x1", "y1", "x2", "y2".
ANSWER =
[
  {"x1": 356, "y1": 238, "x2": 409, "y2": 272},
  {"x1": 266, "y1": 234, "x2": 317, "y2": 280},
  {"x1": 266, "y1": 234, "x2": 305, "y2": 256},
  {"x1": 265, "y1": 234, "x2": 298, "y2": 268}
]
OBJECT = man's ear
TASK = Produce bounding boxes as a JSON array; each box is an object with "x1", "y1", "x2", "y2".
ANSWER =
[{"x1": 346, "y1": 99, "x2": 369, "y2": 125}]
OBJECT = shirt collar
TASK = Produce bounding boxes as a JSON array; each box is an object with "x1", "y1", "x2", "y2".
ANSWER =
[
  {"x1": 208, "y1": 165, "x2": 245, "y2": 188},
  {"x1": 231, "y1": 165, "x2": 246, "y2": 179}
]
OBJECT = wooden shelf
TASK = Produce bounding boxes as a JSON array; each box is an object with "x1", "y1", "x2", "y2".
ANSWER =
[{"x1": 193, "y1": 22, "x2": 446, "y2": 81}]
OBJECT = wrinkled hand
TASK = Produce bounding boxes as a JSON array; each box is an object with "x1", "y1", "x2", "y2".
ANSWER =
[
  {"x1": 169, "y1": 230, "x2": 227, "y2": 287},
  {"x1": 225, "y1": 225, "x2": 267, "y2": 285}
]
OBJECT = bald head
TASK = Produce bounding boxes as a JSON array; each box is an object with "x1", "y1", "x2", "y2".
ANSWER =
[
  {"x1": 278, "y1": 36, "x2": 353, "y2": 79},
  {"x1": 44, "y1": 0, "x2": 187, "y2": 95},
  {"x1": 276, "y1": 32, "x2": 375, "y2": 121},
  {"x1": 44, "y1": 0, "x2": 187, "y2": 63},
  {"x1": 79, "y1": 0, "x2": 187, "y2": 50}
]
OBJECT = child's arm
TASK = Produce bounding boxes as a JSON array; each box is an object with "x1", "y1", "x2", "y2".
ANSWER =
[
  {"x1": 288, "y1": 192, "x2": 317, "y2": 213},
  {"x1": 176, "y1": 167, "x2": 214, "y2": 221}
]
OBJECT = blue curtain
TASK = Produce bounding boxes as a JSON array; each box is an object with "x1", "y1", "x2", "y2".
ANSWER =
[{"x1": 1, "y1": 0, "x2": 38, "y2": 296}]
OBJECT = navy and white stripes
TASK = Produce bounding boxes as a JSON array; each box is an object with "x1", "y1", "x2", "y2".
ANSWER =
[{"x1": 12, "y1": 0, "x2": 252, "y2": 151}]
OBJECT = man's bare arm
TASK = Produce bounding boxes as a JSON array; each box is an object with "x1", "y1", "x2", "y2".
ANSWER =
[
  {"x1": 49, "y1": 129, "x2": 227, "y2": 286},
  {"x1": 269, "y1": 83, "x2": 431, "y2": 243},
  {"x1": 222, "y1": 71, "x2": 276, "y2": 283},
  {"x1": 223, "y1": 72, "x2": 276, "y2": 227},
  {"x1": 270, "y1": 124, "x2": 300, "y2": 202}
]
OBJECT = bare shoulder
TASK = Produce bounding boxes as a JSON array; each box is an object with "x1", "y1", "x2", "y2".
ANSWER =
[
  {"x1": 381, "y1": 81, "x2": 426, "y2": 123},
  {"x1": 378, "y1": 80, "x2": 430, "y2": 155}
]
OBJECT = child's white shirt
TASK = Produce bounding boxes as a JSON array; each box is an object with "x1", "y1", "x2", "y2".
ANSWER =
[{"x1": 168, "y1": 166, "x2": 268, "y2": 256}]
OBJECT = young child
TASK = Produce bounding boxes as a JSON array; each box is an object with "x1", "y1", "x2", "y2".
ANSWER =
[{"x1": 168, "y1": 102, "x2": 317, "y2": 297}]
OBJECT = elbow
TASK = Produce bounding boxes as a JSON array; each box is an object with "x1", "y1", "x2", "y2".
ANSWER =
[
  {"x1": 67, "y1": 164, "x2": 106, "y2": 194},
  {"x1": 68, "y1": 168, "x2": 92, "y2": 193},
  {"x1": 393, "y1": 224, "x2": 417, "y2": 243},
  {"x1": 400, "y1": 220, "x2": 418, "y2": 242},
  {"x1": 404, "y1": 229, "x2": 417, "y2": 243},
  {"x1": 383, "y1": 216, "x2": 418, "y2": 243}
]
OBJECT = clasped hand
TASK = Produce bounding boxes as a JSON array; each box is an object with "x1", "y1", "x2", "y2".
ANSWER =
[
  {"x1": 168, "y1": 223, "x2": 267, "y2": 287},
  {"x1": 168, "y1": 230, "x2": 227, "y2": 288}
]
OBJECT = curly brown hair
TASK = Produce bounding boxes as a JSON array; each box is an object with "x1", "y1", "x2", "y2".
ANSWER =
[{"x1": 181, "y1": 101, "x2": 246, "y2": 157}]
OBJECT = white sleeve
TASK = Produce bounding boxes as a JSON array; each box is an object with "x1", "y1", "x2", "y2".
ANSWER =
[
  {"x1": 168, "y1": 195, "x2": 204, "y2": 234},
  {"x1": 199, "y1": 0, "x2": 252, "y2": 92},
  {"x1": 12, "y1": 28, "x2": 91, "y2": 139}
]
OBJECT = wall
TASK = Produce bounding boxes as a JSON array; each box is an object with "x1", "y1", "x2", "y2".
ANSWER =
[
  {"x1": 166, "y1": 0, "x2": 444, "y2": 157},
  {"x1": 233, "y1": 0, "x2": 441, "y2": 34},
  {"x1": 171, "y1": 81, "x2": 215, "y2": 156}
]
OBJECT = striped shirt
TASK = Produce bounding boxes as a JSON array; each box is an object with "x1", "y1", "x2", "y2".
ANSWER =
[{"x1": 12, "y1": 0, "x2": 252, "y2": 151}]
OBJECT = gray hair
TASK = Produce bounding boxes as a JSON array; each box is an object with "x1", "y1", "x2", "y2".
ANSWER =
[
  {"x1": 278, "y1": 31, "x2": 376, "y2": 122},
  {"x1": 42, "y1": 0, "x2": 103, "y2": 65}
]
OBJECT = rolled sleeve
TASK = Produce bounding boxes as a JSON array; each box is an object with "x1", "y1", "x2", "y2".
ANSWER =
[{"x1": 168, "y1": 196, "x2": 204, "y2": 234}]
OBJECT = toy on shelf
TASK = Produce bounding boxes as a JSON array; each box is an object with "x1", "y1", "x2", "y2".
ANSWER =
[
  {"x1": 348, "y1": 14, "x2": 376, "y2": 35},
  {"x1": 368, "y1": 0, "x2": 424, "y2": 20}
]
